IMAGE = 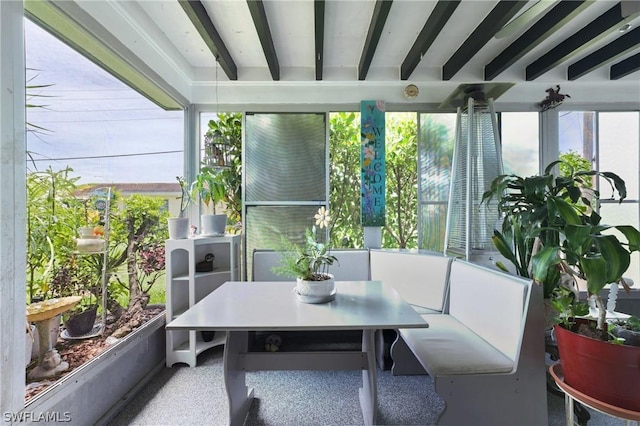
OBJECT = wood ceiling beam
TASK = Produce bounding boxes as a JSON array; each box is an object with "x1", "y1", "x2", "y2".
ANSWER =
[
  {"x1": 526, "y1": 3, "x2": 627, "y2": 81},
  {"x1": 358, "y1": 0, "x2": 393, "y2": 81},
  {"x1": 442, "y1": 0, "x2": 527, "y2": 81},
  {"x1": 178, "y1": 0, "x2": 237, "y2": 80},
  {"x1": 610, "y1": 51, "x2": 640, "y2": 79},
  {"x1": 485, "y1": 0, "x2": 592, "y2": 81},
  {"x1": 315, "y1": 0, "x2": 325, "y2": 81},
  {"x1": 401, "y1": 0, "x2": 460, "y2": 81},
  {"x1": 247, "y1": 0, "x2": 280, "y2": 80},
  {"x1": 568, "y1": 27, "x2": 640, "y2": 79}
]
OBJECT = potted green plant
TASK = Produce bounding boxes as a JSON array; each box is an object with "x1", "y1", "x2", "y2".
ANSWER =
[
  {"x1": 547, "y1": 205, "x2": 640, "y2": 412},
  {"x1": 203, "y1": 114, "x2": 243, "y2": 230},
  {"x1": 481, "y1": 159, "x2": 630, "y2": 328},
  {"x1": 49, "y1": 261, "x2": 100, "y2": 337},
  {"x1": 272, "y1": 207, "x2": 338, "y2": 303},
  {"x1": 190, "y1": 166, "x2": 227, "y2": 236},
  {"x1": 484, "y1": 160, "x2": 640, "y2": 411},
  {"x1": 167, "y1": 176, "x2": 191, "y2": 239}
]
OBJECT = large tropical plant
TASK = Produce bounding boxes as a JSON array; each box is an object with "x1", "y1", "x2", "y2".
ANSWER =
[{"x1": 482, "y1": 160, "x2": 640, "y2": 332}]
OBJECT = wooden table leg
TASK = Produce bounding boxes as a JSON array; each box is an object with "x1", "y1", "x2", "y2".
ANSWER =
[
  {"x1": 359, "y1": 329, "x2": 377, "y2": 425},
  {"x1": 224, "y1": 331, "x2": 254, "y2": 426}
]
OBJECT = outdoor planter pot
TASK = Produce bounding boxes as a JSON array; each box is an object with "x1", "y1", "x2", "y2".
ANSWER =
[
  {"x1": 63, "y1": 305, "x2": 98, "y2": 337},
  {"x1": 23, "y1": 308, "x2": 165, "y2": 424},
  {"x1": 554, "y1": 318, "x2": 640, "y2": 412}
]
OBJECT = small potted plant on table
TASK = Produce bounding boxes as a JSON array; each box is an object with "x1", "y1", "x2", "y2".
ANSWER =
[{"x1": 272, "y1": 207, "x2": 338, "y2": 303}]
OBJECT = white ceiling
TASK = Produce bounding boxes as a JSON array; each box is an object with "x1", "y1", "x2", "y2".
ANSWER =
[{"x1": 26, "y1": 0, "x2": 640, "y2": 110}]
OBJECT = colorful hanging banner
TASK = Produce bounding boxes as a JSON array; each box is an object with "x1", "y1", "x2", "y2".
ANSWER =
[{"x1": 360, "y1": 100, "x2": 385, "y2": 226}]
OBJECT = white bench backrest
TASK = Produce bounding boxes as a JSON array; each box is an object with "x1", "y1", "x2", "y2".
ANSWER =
[
  {"x1": 370, "y1": 250, "x2": 452, "y2": 312},
  {"x1": 252, "y1": 249, "x2": 370, "y2": 281},
  {"x1": 448, "y1": 260, "x2": 531, "y2": 361},
  {"x1": 252, "y1": 250, "x2": 289, "y2": 281},
  {"x1": 329, "y1": 250, "x2": 371, "y2": 280}
]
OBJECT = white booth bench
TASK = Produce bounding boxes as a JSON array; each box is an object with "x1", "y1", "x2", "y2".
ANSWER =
[{"x1": 251, "y1": 248, "x2": 547, "y2": 425}]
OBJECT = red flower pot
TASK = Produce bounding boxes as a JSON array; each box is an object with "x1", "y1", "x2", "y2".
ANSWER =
[{"x1": 554, "y1": 318, "x2": 640, "y2": 412}]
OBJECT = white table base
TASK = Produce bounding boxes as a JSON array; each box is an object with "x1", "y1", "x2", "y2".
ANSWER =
[{"x1": 223, "y1": 329, "x2": 378, "y2": 425}]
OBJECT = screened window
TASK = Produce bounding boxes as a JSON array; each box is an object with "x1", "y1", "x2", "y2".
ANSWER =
[
  {"x1": 243, "y1": 113, "x2": 327, "y2": 279},
  {"x1": 559, "y1": 111, "x2": 640, "y2": 286}
]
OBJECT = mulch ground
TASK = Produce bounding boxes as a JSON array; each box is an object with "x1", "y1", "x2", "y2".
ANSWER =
[{"x1": 25, "y1": 306, "x2": 163, "y2": 403}]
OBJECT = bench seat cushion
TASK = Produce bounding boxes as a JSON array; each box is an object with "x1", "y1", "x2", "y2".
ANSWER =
[{"x1": 400, "y1": 314, "x2": 515, "y2": 376}]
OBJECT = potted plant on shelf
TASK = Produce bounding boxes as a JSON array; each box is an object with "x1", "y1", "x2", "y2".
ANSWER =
[
  {"x1": 272, "y1": 207, "x2": 338, "y2": 303},
  {"x1": 167, "y1": 176, "x2": 191, "y2": 239},
  {"x1": 484, "y1": 159, "x2": 640, "y2": 411},
  {"x1": 190, "y1": 166, "x2": 227, "y2": 236}
]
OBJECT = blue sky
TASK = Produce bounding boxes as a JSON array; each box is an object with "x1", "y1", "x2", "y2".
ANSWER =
[{"x1": 25, "y1": 19, "x2": 184, "y2": 184}]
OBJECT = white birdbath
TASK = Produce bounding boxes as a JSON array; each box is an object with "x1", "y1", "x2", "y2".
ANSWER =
[{"x1": 26, "y1": 296, "x2": 81, "y2": 380}]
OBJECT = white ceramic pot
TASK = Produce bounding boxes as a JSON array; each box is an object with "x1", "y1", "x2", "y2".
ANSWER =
[
  {"x1": 201, "y1": 214, "x2": 227, "y2": 236},
  {"x1": 167, "y1": 217, "x2": 190, "y2": 239},
  {"x1": 295, "y1": 274, "x2": 336, "y2": 303},
  {"x1": 76, "y1": 237, "x2": 105, "y2": 253}
]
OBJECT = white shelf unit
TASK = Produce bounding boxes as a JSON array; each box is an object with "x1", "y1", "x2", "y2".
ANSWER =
[{"x1": 165, "y1": 234, "x2": 240, "y2": 367}]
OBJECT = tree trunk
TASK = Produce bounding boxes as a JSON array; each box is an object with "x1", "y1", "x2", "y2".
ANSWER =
[{"x1": 111, "y1": 293, "x2": 149, "y2": 338}]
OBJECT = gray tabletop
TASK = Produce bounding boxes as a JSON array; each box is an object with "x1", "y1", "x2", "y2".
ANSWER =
[{"x1": 166, "y1": 280, "x2": 428, "y2": 332}]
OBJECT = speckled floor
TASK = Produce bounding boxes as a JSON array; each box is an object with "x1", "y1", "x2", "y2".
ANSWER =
[{"x1": 106, "y1": 344, "x2": 624, "y2": 426}]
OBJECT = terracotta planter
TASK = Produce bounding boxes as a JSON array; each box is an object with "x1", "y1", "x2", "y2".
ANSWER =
[{"x1": 554, "y1": 318, "x2": 640, "y2": 411}]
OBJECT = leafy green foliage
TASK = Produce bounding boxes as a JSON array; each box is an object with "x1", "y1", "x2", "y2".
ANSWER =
[
  {"x1": 551, "y1": 286, "x2": 589, "y2": 328},
  {"x1": 483, "y1": 160, "x2": 640, "y2": 331},
  {"x1": 26, "y1": 166, "x2": 82, "y2": 301},
  {"x1": 329, "y1": 112, "x2": 363, "y2": 248},
  {"x1": 272, "y1": 226, "x2": 338, "y2": 280},
  {"x1": 190, "y1": 166, "x2": 225, "y2": 214},
  {"x1": 329, "y1": 112, "x2": 418, "y2": 249},
  {"x1": 383, "y1": 115, "x2": 418, "y2": 249},
  {"x1": 109, "y1": 194, "x2": 169, "y2": 307},
  {"x1": 202, "y1": 113, "x2": 242, "y2": 225},
  {"x1": 619, "y1": 316, "x2": 640, "y2": 332},
  {"x1": 559, "y1": 151, "x2": 593, "y2": 186},
  {"x1": 26, "y1": 169, "x2": 169, "y2": 308}
]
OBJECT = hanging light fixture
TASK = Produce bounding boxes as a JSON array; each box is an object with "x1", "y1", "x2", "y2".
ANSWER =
[{"x1": 203, "y1": 55, "x2": 232, "y2": 169}]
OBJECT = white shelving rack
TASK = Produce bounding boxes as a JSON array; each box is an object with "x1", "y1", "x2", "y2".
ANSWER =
[{"x1": 165, "y1": 234, "x2": 241, "y2": 367}]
